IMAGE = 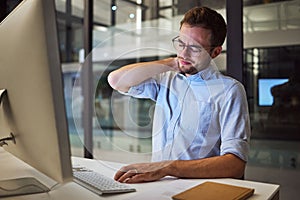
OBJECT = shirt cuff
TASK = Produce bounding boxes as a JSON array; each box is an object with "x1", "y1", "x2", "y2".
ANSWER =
[
  {"x1": 221, "y1": 139, "x2": 249, "y2": 162},
  {"x1": 118, "y1": 84, "x2": 144, "y2": 96}
]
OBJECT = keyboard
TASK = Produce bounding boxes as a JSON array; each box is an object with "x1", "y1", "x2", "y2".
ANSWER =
[{"x1": 72, "y1": 167, "x2": 136, "y2": 195}]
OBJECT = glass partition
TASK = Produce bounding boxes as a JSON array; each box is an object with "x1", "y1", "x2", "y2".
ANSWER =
[{"x1": 244, "y1": 45, "x2": 300, "y2": 140}]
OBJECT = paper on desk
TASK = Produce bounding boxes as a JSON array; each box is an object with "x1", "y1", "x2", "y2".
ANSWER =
[{"x1": 125, "y1": 179, "x2": 201, "y2": 200}]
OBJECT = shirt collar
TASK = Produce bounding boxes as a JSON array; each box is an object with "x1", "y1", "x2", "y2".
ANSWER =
[
  {"x1": 179, "y1": 64, "x2": 216, "y2": 82},
  {"x1": 199, "y1": 65, "x2": 217, "y2": 80}
]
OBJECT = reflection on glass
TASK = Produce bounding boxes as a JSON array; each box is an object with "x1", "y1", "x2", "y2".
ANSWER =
[
  {"x1": 244, "y1": 46, "x2": 300, "y2": 140},
  {"x1": 258, "y1": 78, "x2": 288, "y2": 106}
]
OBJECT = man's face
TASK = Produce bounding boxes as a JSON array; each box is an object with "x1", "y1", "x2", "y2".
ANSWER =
[{"x1": 176, "y1": 23, "x2": 216, "y2": 76}]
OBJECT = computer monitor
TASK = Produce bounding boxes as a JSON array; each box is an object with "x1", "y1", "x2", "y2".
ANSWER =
[
  {"x1": 0, "y1": 0, "x2": 72, "y2": 191},
  {"x1": 258, "y1": 78, "x2": 289, "y2": 106}
]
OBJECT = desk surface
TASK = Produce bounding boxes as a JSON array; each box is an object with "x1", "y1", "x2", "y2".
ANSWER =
[{"x1": 0, "y1": 148, "x2": 280, "y2": 200}]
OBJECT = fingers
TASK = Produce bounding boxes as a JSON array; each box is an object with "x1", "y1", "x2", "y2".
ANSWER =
[
  {"x1": 124, "y1": 174, "x2": 145, "y2": 183},
  {"x1": 113, "y1": 162, "x2": 169, "y2": 183},
  {"x1": 116, "y1": 171, "x2": 146, "y2": 183},
  {"x1": 171, "y1": 57, "x2": 180, "y2": 71},
  {"x1": 114, "y1": 169, "x2": 160, "y2": 183},
  {"x1": 114, "y1": 167, "x2": 139, "y2": 183},
  {"x1": 113, "y1": 168, "x2": 125, "y2": 181}
]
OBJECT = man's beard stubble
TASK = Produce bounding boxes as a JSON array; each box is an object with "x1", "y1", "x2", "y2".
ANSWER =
[{"x1": 179, "y1": 65, "x2": 198, "y2": 76}]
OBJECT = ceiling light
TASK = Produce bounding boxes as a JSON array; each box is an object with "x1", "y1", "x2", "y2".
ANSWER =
[{"x1": 129, "y1": 13, "x2": 135, "y2": 19}]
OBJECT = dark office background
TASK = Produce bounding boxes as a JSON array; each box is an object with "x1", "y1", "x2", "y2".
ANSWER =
[{"x1": 1, "y1": 1, "x2": 299, "y2": 199}]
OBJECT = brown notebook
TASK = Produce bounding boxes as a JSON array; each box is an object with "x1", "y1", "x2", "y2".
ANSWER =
[{"x1": 172, "y1": 181, "x2": 254, "y2": 200}]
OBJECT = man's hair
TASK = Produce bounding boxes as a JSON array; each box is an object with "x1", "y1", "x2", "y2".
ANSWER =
[{"x1": 180, "y1": 7, "x2": 227, "y2": 47}]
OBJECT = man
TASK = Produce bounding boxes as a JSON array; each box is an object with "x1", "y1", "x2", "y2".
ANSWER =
[{"x1": 108, "y1": 6, "x2": 251, "y2": 183}]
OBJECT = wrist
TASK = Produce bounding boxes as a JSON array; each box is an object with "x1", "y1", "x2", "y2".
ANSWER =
[{"x1": 163, "y1": 160, "x2": 178, "y2": 177}]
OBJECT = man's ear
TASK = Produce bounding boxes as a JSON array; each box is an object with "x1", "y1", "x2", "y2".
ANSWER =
[{"x1": 211, "y1": 46, "x2": 222, "y2": 59}]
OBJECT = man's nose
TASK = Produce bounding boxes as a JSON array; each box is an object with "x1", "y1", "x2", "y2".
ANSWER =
[{"x1": 179, "y1": 46, "x2": 190, "y2": 58}]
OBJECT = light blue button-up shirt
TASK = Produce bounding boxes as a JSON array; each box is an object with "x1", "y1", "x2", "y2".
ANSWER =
[{"x1": 123, "y1": 65, "x2": 251, "y2": 162}]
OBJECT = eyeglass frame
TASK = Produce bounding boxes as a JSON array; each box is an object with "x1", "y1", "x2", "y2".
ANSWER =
[{"x1": 171, "y1": 36, "x2": 214, "y2": 56}]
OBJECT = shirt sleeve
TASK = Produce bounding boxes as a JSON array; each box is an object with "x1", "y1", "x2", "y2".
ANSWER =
[
  {"x1": 118, "y1": 77, "x2": 160, "y2": 102},
  {"x1": 219, "y1": 82, "x2": 251, "y2": 162}
]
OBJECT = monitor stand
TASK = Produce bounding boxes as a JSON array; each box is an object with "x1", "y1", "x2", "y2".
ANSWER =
[{"x1": 0, "y1": 177, "x2": 50, "y2": 197}]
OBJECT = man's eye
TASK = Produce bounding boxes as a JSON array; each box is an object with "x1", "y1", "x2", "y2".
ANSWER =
[{"x1": 190, "y1": 47, "x2": 201, "y2": 53}]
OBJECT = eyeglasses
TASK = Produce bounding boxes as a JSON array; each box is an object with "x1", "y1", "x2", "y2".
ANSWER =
[{"x1": 172, "y1": 36, "x2": 210, "y2": 56}]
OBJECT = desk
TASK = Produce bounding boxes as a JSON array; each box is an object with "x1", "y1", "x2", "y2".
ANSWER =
[{"x1": 0, "y1": 149, "x2": 280, "y2": 200}]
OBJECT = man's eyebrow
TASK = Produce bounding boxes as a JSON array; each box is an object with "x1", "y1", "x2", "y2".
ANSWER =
[
  {"x1": 177, "y1": 37, "x2": 203, "y2": 47},
  {"x1": 177, "y1": 38, "x2": 184, "y2": 43},
  {"x1": 190, "y1": 44, "x2": 202, "y2": 47},
  {"x1": 186, "y1": 42, "x2": 202, "y2": 48}
]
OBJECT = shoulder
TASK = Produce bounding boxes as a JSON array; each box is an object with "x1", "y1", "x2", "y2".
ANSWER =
[
  {"x1": 213, "y1": 72, "x2": 245, "y2": 92},
  {"x1": 205, "y1": 71, "x2": 247, "y2": 102}
]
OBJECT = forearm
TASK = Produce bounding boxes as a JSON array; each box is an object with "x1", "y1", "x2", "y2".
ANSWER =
[
  {"x1": 166, "y1": 154, "x2": 246, "y2": 179},
  {"x1": 107, "y1": 57, "x2": 178, "y2": 92},
  {"x1": 114, "y1": 154, "x2": 245, "y2": 183}
]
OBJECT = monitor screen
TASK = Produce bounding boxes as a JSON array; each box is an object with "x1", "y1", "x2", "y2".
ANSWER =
[
  {"x1": 258, "y1": 78, "x2": 289, "y2": 106},
  {"x1": 0, "y1": 0, "x2": 72, "y2": 185}
]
